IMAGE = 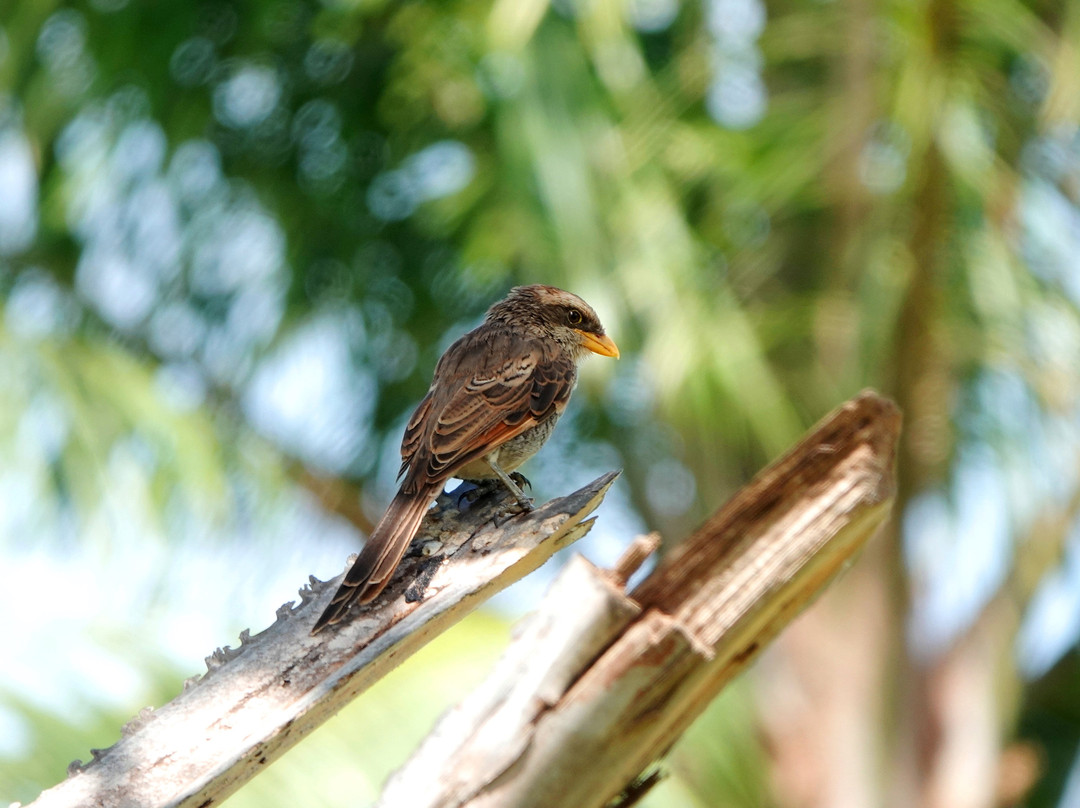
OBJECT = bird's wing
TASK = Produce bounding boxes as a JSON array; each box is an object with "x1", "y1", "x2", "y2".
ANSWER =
[{"x1": 398, "y1": 329, "x2": 575, "y2": 491}]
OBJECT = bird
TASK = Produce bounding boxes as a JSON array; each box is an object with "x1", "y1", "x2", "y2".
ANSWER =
[{"x1": 311, "y1": 284, "x2": 619, "y2": 633}]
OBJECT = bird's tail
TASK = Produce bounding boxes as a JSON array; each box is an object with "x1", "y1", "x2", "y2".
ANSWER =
[{"x1": 312, "y1": 487, "x2": 436, "y2": 633}]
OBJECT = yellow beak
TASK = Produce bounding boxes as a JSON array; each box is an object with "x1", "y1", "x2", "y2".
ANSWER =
[{"x1": 576, "y1": 330, "x2": 620, "y2": 359}]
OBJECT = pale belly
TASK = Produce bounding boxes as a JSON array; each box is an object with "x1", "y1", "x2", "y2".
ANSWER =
[{"x1": 454, "y1": 411, "x2": 561, "y2": 481}]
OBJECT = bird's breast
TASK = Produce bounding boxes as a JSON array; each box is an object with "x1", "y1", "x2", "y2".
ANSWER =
[{"x1": 455, "y1": 410, "x2": 562, "y2": 480}]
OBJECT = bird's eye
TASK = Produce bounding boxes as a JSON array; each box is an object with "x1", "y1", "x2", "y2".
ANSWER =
[{"x1": 567, "y1": 309, "x2": 583, "y2": 326}]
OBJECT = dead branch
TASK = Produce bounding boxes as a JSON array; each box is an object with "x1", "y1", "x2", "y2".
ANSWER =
[
  {"x1": 25, "y1": 472, "x2": 620, "y2": 808},
  {"x1": 378, "y1": 391, "x2": 900, "y2": 808}
]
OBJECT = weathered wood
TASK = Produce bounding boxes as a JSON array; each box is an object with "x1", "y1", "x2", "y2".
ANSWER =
[
  {"x1": 378, "y1": 555, "x2": 644, "y2": 807},
  {"x1": 380, "y1": 391, "x2": 900, "y2": 808},
  {"x1": 26, "y1": 471, "x2": 620, "y2": 808}
]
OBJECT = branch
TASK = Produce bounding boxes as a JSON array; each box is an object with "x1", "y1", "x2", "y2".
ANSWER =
[
  {"x1": 378, "y1": 391, "x2": 900, "y2": 808},
  {"x1": 26, "y1": 471, "x2": 621, "y2": 808}
]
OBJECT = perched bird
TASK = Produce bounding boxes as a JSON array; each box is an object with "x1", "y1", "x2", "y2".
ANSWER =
[{"x1": 312, "y1": 284, "x2": 619, "y2": 632}]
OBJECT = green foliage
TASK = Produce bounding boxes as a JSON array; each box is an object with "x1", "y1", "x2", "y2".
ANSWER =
[{"x1": 2, "y1": 0, "x2": 1080, "y2": 804}]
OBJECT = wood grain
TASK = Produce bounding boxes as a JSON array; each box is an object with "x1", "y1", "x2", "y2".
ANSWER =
[
  {"x1": 380, "y1": 391, "x2": 900, "y2": 808},
  {"x1": 26, "y1": 472, "x2": 620, "y2": 808}
]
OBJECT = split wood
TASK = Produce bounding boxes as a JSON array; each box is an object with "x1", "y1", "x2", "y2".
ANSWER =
[
  {"x1": 379, "y1": 390, "x2": 899, "y2": 808},
  {"x1": 26, "y1": 471, "x2": 620, "y2": 808},
  {"x1": 26, "y1": 390, "x2": 899, "y2": 808}
]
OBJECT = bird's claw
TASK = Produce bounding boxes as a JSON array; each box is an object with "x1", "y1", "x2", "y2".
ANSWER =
[
  {"x1": 455, "y1": 480, "x2": 499, "y2": 509},
  {"x1": 493, "y1": 497, "x2": 534, "y2": 526},
  {"x1": 509, "y1": 471, "x2": 532, "y2": 491},
  {"x1": 456, "y1": 484, "x2": 482, "y2": 508}
]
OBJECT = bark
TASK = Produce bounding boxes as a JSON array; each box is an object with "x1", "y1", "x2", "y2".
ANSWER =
[
  {"x1": 380, "y1": 391, "x2": 900, "y2": 808},
  {"x1": 26, "y1": 390, "x2": 900, "y2": 808},
  {"x1": 25, "y1": 471, "x2": 620, "y2": 808}
]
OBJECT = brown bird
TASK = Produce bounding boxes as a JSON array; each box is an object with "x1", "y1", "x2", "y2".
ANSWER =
[{"x1": 312, "y1": 284, "x2": 619, "y2": 632}]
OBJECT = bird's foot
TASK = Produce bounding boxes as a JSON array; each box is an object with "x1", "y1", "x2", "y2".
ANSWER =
[
  {"x1": 492, "y1": 496, "x2": 534, "y2": 526},
  {"x1": 509, "y1": 471, "x2": 532, "y2": 491},
  {"x1": 511, "y1": 491, "x2": 535, "y2": 512},
  {"x1": 455, "y1": 479, "x2": 500, "y2": 509}
]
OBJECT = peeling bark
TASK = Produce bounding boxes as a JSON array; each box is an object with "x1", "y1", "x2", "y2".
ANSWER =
[
  {"x1": 26, "y1": 391, "x2": 900, "y2": 808},
  {"x1": 381, "y1": 391, "x2": 900, "y2": 808},
  {"x1": 26, "y1": 472, "x2": 620, "y2": 808}
]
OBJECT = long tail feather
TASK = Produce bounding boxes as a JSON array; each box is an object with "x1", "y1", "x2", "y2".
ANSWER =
[{"x1": 311, "y1": 488, "x2": 436, "y2": 632}]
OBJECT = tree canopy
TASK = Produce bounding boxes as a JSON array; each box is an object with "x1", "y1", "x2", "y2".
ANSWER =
[{"x1": 2, "y1": 0, "x2": 1080, "y2": 805}]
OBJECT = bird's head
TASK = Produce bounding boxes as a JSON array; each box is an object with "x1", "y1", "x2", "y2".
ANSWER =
[{"x1": 488, "y1": 285, "x2": 620, "y2": 361}]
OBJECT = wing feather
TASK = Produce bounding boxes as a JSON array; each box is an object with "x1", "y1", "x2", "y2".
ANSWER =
[{"x1": 398, "y1": 327, "x2": 574, "y2": 491}]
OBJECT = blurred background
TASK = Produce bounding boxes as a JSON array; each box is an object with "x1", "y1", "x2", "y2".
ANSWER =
[{"x1": 1, "y1": 0, "x2": 1079, "y2": 805}]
